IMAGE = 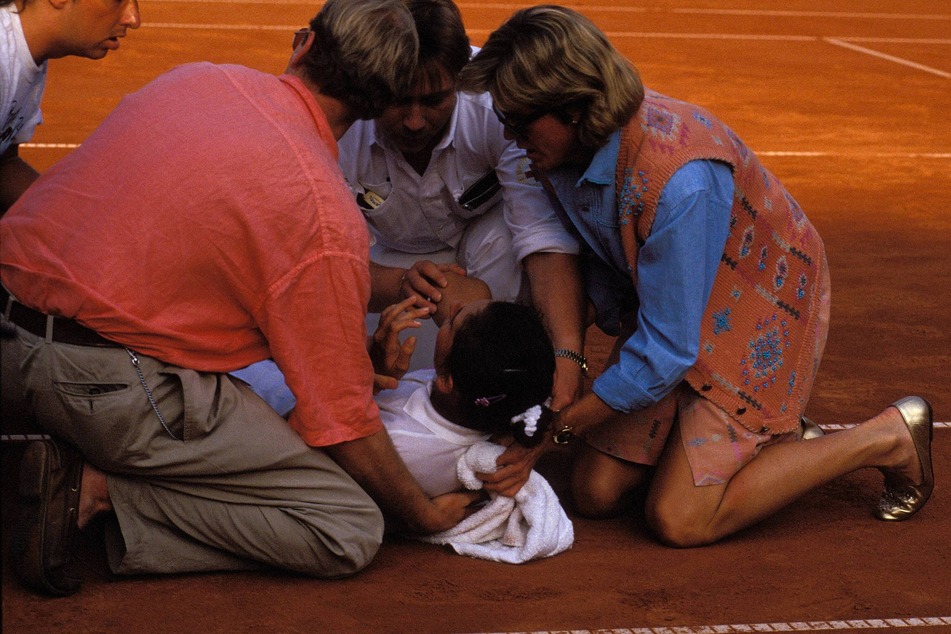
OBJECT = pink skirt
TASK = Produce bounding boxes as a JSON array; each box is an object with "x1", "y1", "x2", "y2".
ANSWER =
[{"x1": 583, "y1": 259, "x2": 831, "y2": 486}]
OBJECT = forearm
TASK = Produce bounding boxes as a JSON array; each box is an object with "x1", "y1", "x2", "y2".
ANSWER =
[
  {"x1": 0, "y1": 150, "x2": 40, "y2": 215},
  {"x1": 524, "y1": 252, "x2": 586, "y2": 351},
  {"x1": 368, "y1": 262, "x2": 406, "y2": 313},
  {"x1": 323, "y1": 429, "x2": 446, "y2": 533},
  {"x1": 524, "y1": 252, "x2": 588, "y2": 407}
]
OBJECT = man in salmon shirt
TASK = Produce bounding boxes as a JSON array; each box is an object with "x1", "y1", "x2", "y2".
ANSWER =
[{"x1": 1, "y1": 0, "x2": 480, "y2": 596}]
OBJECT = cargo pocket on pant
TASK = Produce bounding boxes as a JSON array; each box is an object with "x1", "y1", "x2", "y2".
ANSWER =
[{"x1": 157, "y1": 366, "x2": 220, "y2": 442}]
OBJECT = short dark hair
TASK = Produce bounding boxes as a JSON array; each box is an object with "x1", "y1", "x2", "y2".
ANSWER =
[
  {"x1": 301, "y1": 0, "x2": 418, "y2": 120},
  {"x1": 406, "y1": 0, "x2": 470, "y2": 89},
  {"x1": 447, "y1": 302, "x2": 555, "y2": 447}
]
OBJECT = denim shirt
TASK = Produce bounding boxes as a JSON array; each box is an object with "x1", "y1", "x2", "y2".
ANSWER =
[{"x1": 547, "y1": 131, "x2": 734, "y2": 412}]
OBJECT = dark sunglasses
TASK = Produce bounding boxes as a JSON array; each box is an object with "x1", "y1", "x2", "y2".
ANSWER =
[{"x1": 492, "y1": 104, "x2": 551, "y2": 138}]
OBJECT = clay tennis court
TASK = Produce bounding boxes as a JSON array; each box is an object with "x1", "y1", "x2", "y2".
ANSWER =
[{"x1": 2, "y1": 0, "x2": 949, "y2": 632}]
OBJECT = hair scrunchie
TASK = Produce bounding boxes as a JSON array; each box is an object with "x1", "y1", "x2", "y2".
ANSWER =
[{"x1": 510, "y1": 404, "x2": 543, "y2": 437}]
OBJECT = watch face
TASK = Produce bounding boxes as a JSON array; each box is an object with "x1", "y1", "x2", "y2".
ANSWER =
[{"x1": 553, "y1": 427, "x2": 574, "y2": 445}]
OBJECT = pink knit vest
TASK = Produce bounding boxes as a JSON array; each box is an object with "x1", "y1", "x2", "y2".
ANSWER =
[{"x1": 616, "y1": 90, "x2": 826, "y2": 433}]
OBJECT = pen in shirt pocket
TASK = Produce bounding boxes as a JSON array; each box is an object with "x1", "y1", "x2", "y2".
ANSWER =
[{"x1": 357, "y1": 189, "x2": 386, "y2": 210}]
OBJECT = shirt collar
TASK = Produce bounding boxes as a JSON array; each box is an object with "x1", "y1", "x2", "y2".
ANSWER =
[
  {"x1": 403, "y1": 377, "x2": 490, "y2": 445},
  {"x1": 279, "y1": 74, "x2": 338, "y2": 160},
  {"x1": 579, "y1": 129, "x2": 621, "y2": 186}
]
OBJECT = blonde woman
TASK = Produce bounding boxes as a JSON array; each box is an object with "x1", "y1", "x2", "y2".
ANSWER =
[{"x1": 459, "y1": 5, "x2": 934, "y2": 547}]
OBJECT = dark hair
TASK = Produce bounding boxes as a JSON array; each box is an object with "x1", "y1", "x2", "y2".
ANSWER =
[
  {"x1": 447, "y1": 302, "x2": 555, "y2": 447},
  {"x1": 406, "y1": 0, "x2": 471, "y2": 89},
  {"x1": 301, "y1": 0, "x2": 418, "y2": 120}
]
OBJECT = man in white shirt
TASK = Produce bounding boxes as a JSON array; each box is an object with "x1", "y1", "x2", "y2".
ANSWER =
[
  {"x1": 352, "y1": 1, "x2": 588, "y2": 408},
  {"x1": 1, "y1": 0, "x2": 140, "y2": 213}
]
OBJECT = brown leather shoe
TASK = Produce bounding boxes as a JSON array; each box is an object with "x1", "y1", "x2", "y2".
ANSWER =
[{"x1": 10, "y1": 439, "x2": 84, "y2": 596}]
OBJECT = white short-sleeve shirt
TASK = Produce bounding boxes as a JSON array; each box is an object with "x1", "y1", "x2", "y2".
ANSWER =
[
  {"x1": 376, "y1": 369, "x2": 491, "y2": 498},
  {"x1": 1, "y1": 5, "x2": 46, "y2": 154},
  {"x1": 337, "y1": 90, "x2": 578, "y2": 267}
]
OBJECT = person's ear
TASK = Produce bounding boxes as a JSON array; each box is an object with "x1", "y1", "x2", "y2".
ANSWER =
[
  {"x1": 566, "y1": 106, "x2": 583, "y2": 126},
  {"x1": 433, "y1": 372, "x2": 454, "y2": 396},
  {"x1": 286, "y1": 29, "x2": 315, "y2": 71}
]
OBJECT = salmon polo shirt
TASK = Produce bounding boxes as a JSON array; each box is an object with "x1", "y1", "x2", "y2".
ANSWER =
[{"x1": 0, "y1": 62, "x2": 381, "y2": 446}]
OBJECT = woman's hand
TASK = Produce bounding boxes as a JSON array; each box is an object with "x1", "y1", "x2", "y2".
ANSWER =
[
  {"x1": 550, "y1": 357, "x2": 585, "y2": 411},
  {"x1": 476, "y1": 437, "x2": 550, "y2": 498}
]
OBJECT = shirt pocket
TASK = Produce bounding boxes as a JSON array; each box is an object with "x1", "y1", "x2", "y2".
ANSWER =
[
  {"x1": 353, "y1": 179, "x2": 393, "y2": 213},
  {"x1": 455, "y1": 171, "x2": 502, "y2": 218},
  {"x1": 354, "y1": 180, "x2": 412, "y2": 244}
]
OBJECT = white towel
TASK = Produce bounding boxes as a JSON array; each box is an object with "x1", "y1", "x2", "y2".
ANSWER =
[{"x1": 418, "y1": 441, "x2": 574, "y2": 564}]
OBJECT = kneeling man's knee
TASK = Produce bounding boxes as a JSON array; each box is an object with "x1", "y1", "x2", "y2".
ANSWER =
[{"x1": 295, "y1": 501, "x2": 385, "y2": 578}]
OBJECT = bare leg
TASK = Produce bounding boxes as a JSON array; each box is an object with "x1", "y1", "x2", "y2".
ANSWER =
[
  {"x1": 571, "y1": 444, "x2": 651, "y2": 517},
  {"x1": 644, "y1": 405, "x2": 921, "y2": 547},
  {"x1": 78, "y1": 463, "x2": 112, "y2": 529},
  {"x1": 572, "y1": 333, "x2": 672, "y2": 518}
]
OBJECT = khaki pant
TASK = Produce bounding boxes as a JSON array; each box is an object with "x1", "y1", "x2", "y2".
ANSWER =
[{"x1": 2, "y1": 319, "x2": 383, "y2": 577}]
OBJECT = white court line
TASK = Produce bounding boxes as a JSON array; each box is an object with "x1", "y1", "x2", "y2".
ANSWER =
[
  {"x1": 821, "y1": 422, "x2": 951, "y2": 432},
  {"x1": 671, "y1": 8, "x2": 949, "y2": 21},
  {"x1": 1, "y1": 434, "x2": 54, "y2": 442},
  {"x1": 151, "y1": 1, "x2": 951, "y2": 21},
  {"x1": 143, "y1": 22, "x2": 294, "y2": 30},
  {"x1": 835, "y1": 36, "x2": 951, "y2": 45},
  {"x1": 603, "y1": 31, "x2": 814, "y2": 41},
  {"x1": 139, "y1": 22, "x2": 950, "y2": 46},
  {"x1": 464, "y1": 616, "x2": 951, "y2": 633},
  {"x1": 135, "y1": 23, "x2": 951, "y2": 45},
  {"x1": 824, "y1": 37, "x2": 951, "y2": 78},
  {"x1": 465, "y1": 28, "x2": 818, "y2": 41},
  {"x1": 21, "y1": 143, "x2": 79, "y2": 149}
]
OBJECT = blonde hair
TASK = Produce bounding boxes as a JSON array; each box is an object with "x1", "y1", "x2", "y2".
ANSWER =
[
  {"x1": 459, "y1": 5, "x2": 643, "y2": 150},
  {"x1": 302, "y1": 0, "x2": 418, "y2": 119}
]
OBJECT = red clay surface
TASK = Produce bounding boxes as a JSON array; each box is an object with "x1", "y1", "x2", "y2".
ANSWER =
[{"x1": 3, "y1": 1, "x2": 949, "y2": 632}]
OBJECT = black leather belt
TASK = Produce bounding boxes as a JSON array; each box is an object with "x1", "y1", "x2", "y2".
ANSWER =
[{"x1": 1, "y1": 286, "x2": 121, "y2": 347}]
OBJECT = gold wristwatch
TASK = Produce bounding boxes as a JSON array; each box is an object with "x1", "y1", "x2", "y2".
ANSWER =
[{"x1": 552, "y1": 424, "x2": 574, "y2": 445}]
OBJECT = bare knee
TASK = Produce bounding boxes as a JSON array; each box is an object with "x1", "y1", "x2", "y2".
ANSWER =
[
  {"x1": 644, "y1": 495, "x2": 717, "y2": 548},
  {"x1": 571, "y1": 448, "x2": 647, "y2": 518},
  {"x1": 571, "y1": 475, "x2": 630, "y2": 518}
]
